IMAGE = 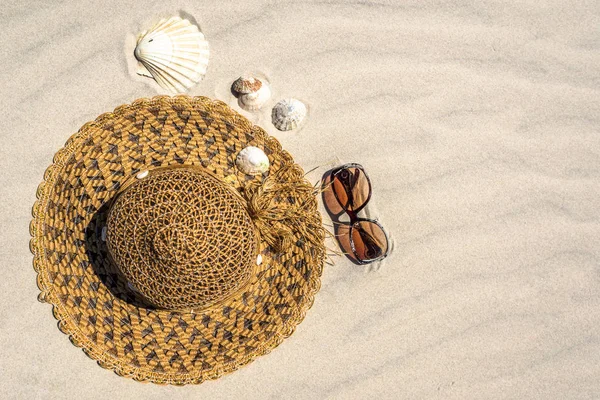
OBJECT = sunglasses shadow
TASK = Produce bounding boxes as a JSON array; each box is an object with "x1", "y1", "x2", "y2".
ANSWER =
[{"x1": 320, "y1": 170, "x2": 363, "y2": 265}]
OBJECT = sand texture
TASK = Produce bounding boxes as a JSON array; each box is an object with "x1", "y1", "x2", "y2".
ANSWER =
[{"x1": 1, "y1": 0, "x2": 599, "y2": 398}]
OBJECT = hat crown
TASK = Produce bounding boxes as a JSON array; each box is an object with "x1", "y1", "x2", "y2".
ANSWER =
[{"x1": 106, "y1": 167, "x2": 257, "y2": 311}]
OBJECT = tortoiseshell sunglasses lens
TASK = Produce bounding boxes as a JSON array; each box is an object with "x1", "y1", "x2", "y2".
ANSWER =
[
  {"x1": 331, "y1": 166, "x2": 371, "y2": 212},
  {"x1": 351, "y1": 220, "x2": 388, "y2": 262}
]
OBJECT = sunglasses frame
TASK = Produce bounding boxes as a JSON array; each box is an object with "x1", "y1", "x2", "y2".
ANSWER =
[{"x1": 329, "y1": 163, "x2": 389, "y2": 264}]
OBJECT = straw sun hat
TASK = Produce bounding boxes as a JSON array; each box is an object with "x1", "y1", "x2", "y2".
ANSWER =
[{"x1": 29, "y1": 96, "x2": 326, "y2": 385}]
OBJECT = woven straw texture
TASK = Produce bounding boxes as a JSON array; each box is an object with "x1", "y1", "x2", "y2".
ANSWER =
[
  {"x1": 29, "y1": 95, "x2": 326, "y2": 385},
  {"x1": 106, "y1": 167, "x2": 258, "y2": 311}
]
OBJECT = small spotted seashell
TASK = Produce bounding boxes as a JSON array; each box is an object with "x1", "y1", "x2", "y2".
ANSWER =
[
  {"x1": 271, "y1": 98, "x2": 307, "y2": 131},
  {"x1": 236, "y1": 146, "x2": 270, "y2": 175},
  {"x1": 238, "y1": 83, "x2": 271, "y2": 111},
  {"x1": 232, "y1": 76, "x2": 263, "y2": 95}
]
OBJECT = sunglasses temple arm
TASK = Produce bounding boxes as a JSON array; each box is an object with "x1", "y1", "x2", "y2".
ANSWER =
[
  {"x1": 302, "y1": 165, "x2": 322, "y2": 178},
  {"x1": 312, "y1": 178, "x2": 335, "y2": 194},
  {"x1": 302, "y1": 159, "x2": 343, "y2": 179}
]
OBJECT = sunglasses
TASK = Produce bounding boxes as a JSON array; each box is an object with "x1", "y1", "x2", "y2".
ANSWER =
[{"x1": 324, "y1": 163, "x2": 389, "y2": 264}]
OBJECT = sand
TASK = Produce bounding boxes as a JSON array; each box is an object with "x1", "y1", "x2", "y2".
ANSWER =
[{"x1": 1, "y1": 0, "x2": 599, "y2": 398}]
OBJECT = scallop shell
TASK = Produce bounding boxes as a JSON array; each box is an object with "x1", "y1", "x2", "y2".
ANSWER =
[
  {"x1": 271, "y1": 98, "x2": 307, "y2": 131},
  {"x1": 236, "y1": 146, "x2": 270, "y2": 175},
  {"x1": 134, "y1": 16, "x2": 210, "y2": 93},
  {"x1": 232, "y1": 76, "x2": 263, "y2": 95},
  {"x1": 238, "y1": 83, "x2": 271, "y2": 111}
]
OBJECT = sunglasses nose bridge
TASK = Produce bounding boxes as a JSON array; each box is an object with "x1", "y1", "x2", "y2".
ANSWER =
[{"x1": 345, "y1": 209, "x2": 359, "y2": 223}]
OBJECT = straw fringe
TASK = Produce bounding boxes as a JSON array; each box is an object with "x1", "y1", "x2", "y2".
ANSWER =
[{"x1": 243, "y1": 165, "x2": 325, "y2": 254}]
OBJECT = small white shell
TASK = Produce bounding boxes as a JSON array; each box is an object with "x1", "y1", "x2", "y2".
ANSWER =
[
  {"x1": 271, "y1": 98, "x2": 307, "y2": 131},
  {"x1": 232, "y1": 76, "x2": 263, "y2": 94},
  {"x1": 238, "y1": 83, "x2": 271, "y2": 111},
  {"x1": 256, "y1": 254, "x2": 263, "y2": 265},
  {"x1": 236, "y1": 146, "x2": 270, "y2": 175},
  {"x1": 134, "y1": 16, "x2": 210, "y2": 93},
  {"x1": 136, "y1": 170, "x2": 149, "y2": 179}
]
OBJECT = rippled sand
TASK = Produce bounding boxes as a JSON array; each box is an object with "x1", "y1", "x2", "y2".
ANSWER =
[{"x1": 1, "y1": 0, "x2": 599, "y2": 398}]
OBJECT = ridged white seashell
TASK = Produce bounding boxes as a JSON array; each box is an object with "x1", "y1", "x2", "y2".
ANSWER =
[
  {"x1": 236, "y1": 146, "x2": 270, "y2": 175},
  {"x1": 238, "y1": 83, "x2": 271, "y2": 111},
  {"x1": 271, "y1": 98, "x2": 307, "y2": 131},
  {"x1": 232, "y1": 76, "x2": 263, "y2": 94},
  {"x1": 134, "y1": 16, "x2": 210, "y2": 93}
]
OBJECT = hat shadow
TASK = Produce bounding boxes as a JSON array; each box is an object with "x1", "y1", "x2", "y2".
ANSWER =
[
  {"x1": 85, "y1": 203, "x2": 155, "y2": 309},
  {"x1": 320, "y1": 169, "x2": 362, "y2": 265}
]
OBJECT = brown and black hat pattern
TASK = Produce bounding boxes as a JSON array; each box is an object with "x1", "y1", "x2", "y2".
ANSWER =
[{"x1": 30, "y1": 96, "x2": 326, "y2": 385}]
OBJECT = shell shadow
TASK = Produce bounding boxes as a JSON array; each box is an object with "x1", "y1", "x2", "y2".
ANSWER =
[{"x1": 84, "y1": 203, "x2": 155, "y2": 309}]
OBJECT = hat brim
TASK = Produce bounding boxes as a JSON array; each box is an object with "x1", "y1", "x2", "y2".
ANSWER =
[{"x1": 30, "y1": 96, "x2": 326, "y2": 385}]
